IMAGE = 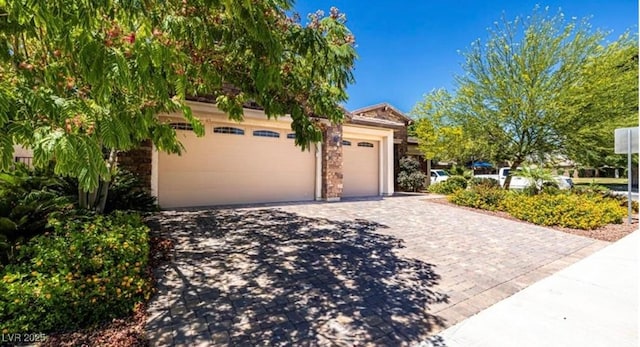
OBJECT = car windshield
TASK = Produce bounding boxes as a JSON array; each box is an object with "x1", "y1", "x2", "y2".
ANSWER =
[{"x1": 435, "y1": 170, "x2": 449, "y2": 176}]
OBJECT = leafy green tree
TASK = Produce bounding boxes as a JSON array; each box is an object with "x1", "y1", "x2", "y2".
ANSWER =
[
  {"x1": 411, "y1": 89, "x2": 484, "y2": 185},
  {"x1": 453, "y1": 7, "x2": 606, "y2": 188},
  {"x1": 562, "y1": 34, "x2": 638, "y2": 168},
  {"x1": 0, "y1": 1, "x2": 356, "y2": 212}
]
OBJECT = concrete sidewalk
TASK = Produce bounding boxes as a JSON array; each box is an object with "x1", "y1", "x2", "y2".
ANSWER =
[{"x1": 436, "y1": 231, "x2": 639, "y2": 347}]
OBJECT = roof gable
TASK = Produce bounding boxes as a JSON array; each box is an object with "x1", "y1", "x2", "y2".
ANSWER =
[{"x1": 351, "y1": 103, "x2": 412, "y2": 124}]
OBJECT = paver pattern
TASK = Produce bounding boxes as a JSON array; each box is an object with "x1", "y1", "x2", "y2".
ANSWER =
[{"x1": 146, "y1": 195, "x2": 607, "y2": 346}]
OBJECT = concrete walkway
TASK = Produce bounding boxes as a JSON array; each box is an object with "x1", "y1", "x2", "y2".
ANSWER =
[{"x1": 437, "y1": 231, "x2": 639, "y2": 347}]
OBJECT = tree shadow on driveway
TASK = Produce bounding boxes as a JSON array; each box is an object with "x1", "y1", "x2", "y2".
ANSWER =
[{"x1": 146, "y1": 208, "x2": 449, "y2": 346}]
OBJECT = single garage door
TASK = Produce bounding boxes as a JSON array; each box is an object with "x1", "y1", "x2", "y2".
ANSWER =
[
  {"x1": 342, "y1": 139, "x2": 379, "y2": 197},
  {"x1": 158, "y1": 123, "x2": 316, "y2": 208}
]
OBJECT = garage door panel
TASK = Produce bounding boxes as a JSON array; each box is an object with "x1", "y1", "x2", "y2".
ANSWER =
[
  {"x1": 342, "y1": 139, "x2": 379, "y2": 197},
  {"x1": 158, "y1": 125, "x2": 315, "y2": 208}
]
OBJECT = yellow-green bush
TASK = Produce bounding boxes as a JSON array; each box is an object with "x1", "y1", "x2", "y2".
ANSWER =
[
  {"x1": 448, "y1": 186, "x2": 507, "y2": 211},
  {"x1": 0, "y1": 212, "x2": 152, "y2": 333},
  {"x1": 500, "y1": 193, "x2": 626, "y2": 229}
]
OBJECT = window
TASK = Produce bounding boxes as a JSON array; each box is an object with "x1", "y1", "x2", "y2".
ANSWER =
[
  {"x1": 170, "y1": 122, "x2": 193, "y2": 131},
  {"x1": 342, "y1": 140, "x2": 351, "y2": 146},
  {"x1": 286, "y1": 133, "x2": 297, "y2": 139},
  {"x1": 213, "y1": 126, "x2": 244, "y2": 135},
  {"x1": 253, "y1": 130, "x2": 280, "y2": 138},
  {"x1": 357, "y1": 142, "x2": 374, "y2": 148}
]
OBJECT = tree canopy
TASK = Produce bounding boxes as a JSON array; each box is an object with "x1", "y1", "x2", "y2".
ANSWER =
[
  {"x1": 411, "y1": 89, "x2": 482, "y2": 165},
  {"x1": 0, "y1": 0, "x2": 356, "y2": 209},
  {"x1": 562, "y1": 34, "x2": 638, "y2": 168},
  {"x1": 412, "y1": 6, "x2": 637, "y2": 187}
]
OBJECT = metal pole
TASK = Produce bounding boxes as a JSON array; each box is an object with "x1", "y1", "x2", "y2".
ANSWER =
[{"x1": 628, "y1": 129, "x2": 632, "y2": 224}]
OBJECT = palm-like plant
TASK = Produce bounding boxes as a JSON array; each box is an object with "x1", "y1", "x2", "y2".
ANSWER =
[{"x1": 514, "y1": 166, "x2": 556, "y2": 195}]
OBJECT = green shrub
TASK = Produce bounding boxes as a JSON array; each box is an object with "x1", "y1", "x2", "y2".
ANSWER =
[
  {"x1": 574, "y1": 183, "x2": 610, "y2": 195},
  {"x1": 104, "y1": 169, "x2": 158, "y2": 213},
  {"x1": 540, "y1": 183, "x2": 562, "y2": 195},
  {"x1": 397, "y1": 157, "x2": 427, "y2": 192},
  {"x1": 449, "y1": 185, "x2": 507, "y2": 211},
  {"x1": 0, "y1": 212, "x2": 152, "y2": 333},
  {"x1": 500, "y1": 193, "x2": 626, "y2": 229},
  {"x1": 0, "y1": 166, "x2": 75, "y2": 264},
  {"x1": 449, "y1": 165, "x2": 473, "y2": 179},
  {"x1": 428, "y1": 175, "x2": 468, "y2": 195},
  {"x1": 468, "y1": 177, "x2": 500, "y2": 189}
]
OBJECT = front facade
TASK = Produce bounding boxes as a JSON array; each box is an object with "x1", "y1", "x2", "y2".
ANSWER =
[
  {"x1": 150, "y1": 101, "x2": 395, "y2": 208},
  {"x1": 10, "y1": 101, "x2": 402, "y2": 208}
]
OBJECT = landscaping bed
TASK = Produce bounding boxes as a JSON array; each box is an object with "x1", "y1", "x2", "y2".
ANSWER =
[
  {"x1": 0, "y1": 165, "x2": 169, "y2": 346},
  {"x1": 426, "y1": 197, "x2": 636, "y2": 242},
  {"x1": 40, "y1": 235, "x2": 174, "y2": 347}
]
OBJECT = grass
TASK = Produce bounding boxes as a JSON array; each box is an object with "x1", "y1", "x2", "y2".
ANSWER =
[
  {"x1": 572, "y1": 177, "x2": 628, "y2": 185},
  {"x1": 573, "y1": 177, "x2": 636, "y2": 192}
]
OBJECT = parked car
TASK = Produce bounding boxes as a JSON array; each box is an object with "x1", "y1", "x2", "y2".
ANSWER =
[
  {"x1": 476, "y1": 167, "x2": 572, "y2": 190},
  {"x1": 554, "y1": 175, "x2": 574, "y2": 190},
  {"x1": 430, "y1": 170, "x2": 450, "y2": 184}
]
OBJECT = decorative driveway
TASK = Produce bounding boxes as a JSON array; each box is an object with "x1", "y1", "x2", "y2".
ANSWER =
[{"x1": 145, "y1": 195, "x2": 607, "y2": 346}]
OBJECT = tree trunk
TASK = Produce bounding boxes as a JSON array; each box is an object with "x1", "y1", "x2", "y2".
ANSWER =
[
  {"x1": 425, "y1": 158, "x2": 432, "y2": 187},
  {"x1": 95, "y1": 149, "x2": 117, "y2": 214},
  {"x1": 76, "y1": 149, "x2": 117, "y2": 214},
  {"x1": 503, "y1": 160, "x2": 523, "y2": 190},
  {"x1": 78, "y1": 186, "x2": 87, "y2": 209}
]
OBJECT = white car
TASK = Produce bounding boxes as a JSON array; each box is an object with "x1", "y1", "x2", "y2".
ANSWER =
[
  {"x1": 554, "y1": 176, "x2": 574, "y2": 190},
  {"x1": 430, "y1": 170, "x2": 450, "y2": 184}
]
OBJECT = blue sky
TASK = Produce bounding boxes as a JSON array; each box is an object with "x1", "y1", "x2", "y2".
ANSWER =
[{"x1": 294, "y1": 1, "x2": 638, "y2": 114}]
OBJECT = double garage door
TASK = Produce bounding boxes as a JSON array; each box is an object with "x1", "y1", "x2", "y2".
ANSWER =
[
  {"x1": 157, "y1": 123, "x2": 380, "y2": 208},
  {"x1": 158, "y1": 124, "x2": 316, "y2": 208}
]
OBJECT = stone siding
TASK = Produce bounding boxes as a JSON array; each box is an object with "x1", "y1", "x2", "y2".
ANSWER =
[
  {"x1": 117, "y1": 140, "x2": 153, "y2": 191},
  {"x1": 321, "y1": 124, "x2": 343, "y2": 200}
]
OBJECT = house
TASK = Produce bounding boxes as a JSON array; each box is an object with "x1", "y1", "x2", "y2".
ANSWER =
[
  {"x1": 118, "y1": 101, "x2": 398, "y2": 208},
  {"x1": 12, "y1": 101, "x2": 417, "y2": 208}
]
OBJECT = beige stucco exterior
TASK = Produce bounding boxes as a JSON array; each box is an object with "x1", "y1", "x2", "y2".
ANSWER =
[
  {"x1": 12, "y1": 145, "x2": 33, "y2": 158},
  {"x1": 152, "y1": 101, "x2": 395, "y2": 208}
]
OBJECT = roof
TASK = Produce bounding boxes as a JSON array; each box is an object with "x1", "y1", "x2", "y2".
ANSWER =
[
  {"x1": 351, "y1": 103, "x2": 413, "y2": 123},
  {"x1": 349, "y1": 115, "x2": 405, "y2": 128}
]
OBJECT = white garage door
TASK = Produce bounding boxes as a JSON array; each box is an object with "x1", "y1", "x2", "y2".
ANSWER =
[
  {"x1": 342, "y1": 139, "x2": 379, "y2": 197},
  {"x1": 158, "y1": 123, "x2": 316, "y2": 208}
]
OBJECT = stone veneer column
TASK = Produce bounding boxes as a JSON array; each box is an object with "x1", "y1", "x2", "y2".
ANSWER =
[
  {"x1": 321, "y1": 124, "x2": 343, "y2": 201},
  {"x1": 116, "y1": 140, "x2": 153, "y2": 191}
]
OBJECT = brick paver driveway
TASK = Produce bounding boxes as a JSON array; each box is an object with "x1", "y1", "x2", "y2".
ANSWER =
[{"x1": 146, "y1": 195, "x2": 608, "y2": 346}]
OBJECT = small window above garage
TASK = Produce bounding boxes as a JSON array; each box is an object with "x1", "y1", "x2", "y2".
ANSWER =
[
  {"x1": 357, "y1": 142, "x2": 374, "y2": 148},
  {"x1": 286, "y1": 133, "x2": 296, "y2": 139},
  {"x1": 342, "y1": 140, "x2": 351, "y2": 146},
  {"x1": 214, "y1": 127, "x2": 244, "y2": 135},
  {"x1": 170, "y1": 123, "x2": 193, "y2": 131},
  {"x1": 253, "y1": 130, "x2": 280, "y2": 138}
]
